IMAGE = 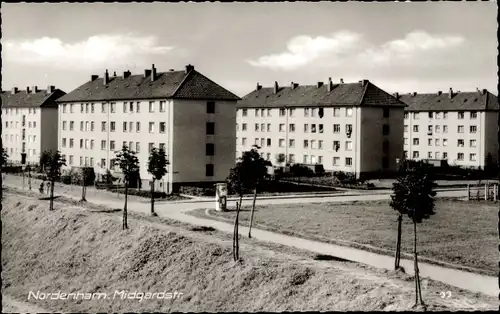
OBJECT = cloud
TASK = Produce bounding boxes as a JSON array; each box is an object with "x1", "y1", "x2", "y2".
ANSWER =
[
  {"x1": 358, "y1": 30, "x2": 465, "y2": 66},
  {"x1": 247, "y1": 31, "x2": 363, "y2": 71},
  {"x1": 3, "y1": 34, "x2": 174, "y2": 70}
]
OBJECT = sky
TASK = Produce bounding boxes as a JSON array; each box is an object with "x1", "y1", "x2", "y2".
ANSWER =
[{"x1": 1, "y1": 2, "x2": 498, "y2": 97}]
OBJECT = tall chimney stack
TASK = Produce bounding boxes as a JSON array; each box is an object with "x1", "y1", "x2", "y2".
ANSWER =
[
  {"x1": 144, "y1": 69, "x2": 152, "y2": 78},
  {"x1": 327, "y1": 77, "x2": 333, "y2": 92},
  {"x1": 123, "y1": 71, "x2": 131, "y2": 79},
  {"x1": 317, "y1": 82, "x2": 323, "y2": 88},
  {"x1": 47, "y1": 85, "x2": 55, "y2": 94},
  {"x1": 113, "y1": 71, "x2": 117, "y2": 77},
  {"x1": 91, "y1": 75, "x2": 99, "y2": 81},
  {"x1": 273, "y1": 81, "x2": 279, "y2": 94},
  {"x1": 437, "y1": 91, "x2": 442, "y2": 96},
  {"x1": 482, "y1": 89, "x2": 487, "y2": 95},
  {"x1": 104, "y1": 69, "x2": 110, "y2": 85},
  {"x1": 256, "y1": 83, "x2": 262, "y2": 91},
  {"x1": 26, "y1": 86, "x2": 31, "y2": 94},
  {"x1": 151, "y1": 64, "x2": 157, "y2": 81},
  {"x1": 11, "y1": 87, "x2": 18, "y2": 94},
  {"x1": 340, "y1": 78, "x2": 344, "y2": 84},
  {"x1": 291, "y1": 82, "x2": 298, "y2": 89},
  {"x1": 33, "y1": 86, "x2": 39, "y2": 93},
  {"x1": 185, "y1": 64, "x2": 194, "y2": 73},
  {"x1": 448, "y1": 87, "x2": 453, "y2": 99},
  {"x1": 393, "y1": 92, "x2": 399, "y2": 99}
]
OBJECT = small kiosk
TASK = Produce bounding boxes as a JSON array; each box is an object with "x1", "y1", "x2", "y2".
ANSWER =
[{"x1": 215, "y1": 183, "x2": 228, "y2": 212}]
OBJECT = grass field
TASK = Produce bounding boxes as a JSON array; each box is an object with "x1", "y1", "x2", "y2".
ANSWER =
[{"x1": 190, "y1": 199, "x2": 497, "y2": 276}]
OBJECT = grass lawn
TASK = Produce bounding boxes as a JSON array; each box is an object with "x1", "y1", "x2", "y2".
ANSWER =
[{"x1": 190, "y1": 199, "x2": 498, "y2": 276}]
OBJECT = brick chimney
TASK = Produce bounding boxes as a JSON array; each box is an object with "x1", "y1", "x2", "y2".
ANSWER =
[
  {"x1": 393, "y1": 92, "x2": 399, "y2": 99},
  {"x1": 26, "y1": 86, "x2": 31, "y2": 94},
  {"x1": 11, "y1": 87, "x2": 18, "y2": 94},
  {"x1": 437, "y1": 91, "x2": 442, "y2": 96},
  {"x1": 291, "y1": 82, "x2": 298, "y2": 89},
  {"x1": 317, "y1": 82, "x2": 323, "y2": 88},
  {"x1": 273, "y1": 81, "x2": 279, "y2": 94},
  {"x1": 123, "y1": 71, "x2": 131, "y2": 79},
  {"x1": 327, "y1": 77, "x2": 333, "y2": 92},
  {"x1": 340, "y1": 78, "x2": 344, "y2": 84},
  {"x1": 256, "y1": 83, "x2": 262, "y2": 91},
  {"x1": 144, "y1": 69, "x2": 152, "y2": 78},
  {"x1": 482, "y1": 89, "x2": 487, "y2": 95},
  {"x1": 151, "y1": 64, "x2": 157, "y2": 81},
  {"x1": 185, "y1": 64, "x2": 194, "y2": 73},
  {"x1": 113, "y1": 71, "x2": 117, "y2": 77},
  {"x1": 448, "y1": 88, "x2": 453, "y2": 99},
  {"x1": 33, "y1": 86, "x2": 39, "y2": 93},
  {"x1": 412, "y1": 92, "x2": 417, "y2": 97},
  {"x1": 91, "y1": 75, "x2": 99, "y2": 81},
  {"x1": 360, "y1": 79, "x2": 368, "y2": 87},
  {"x1": 47, "y1": 85, "x2": 55, "y2": 94},
  {"x1": 104, "y1": 69, "x2": 110, "y2": 85}
]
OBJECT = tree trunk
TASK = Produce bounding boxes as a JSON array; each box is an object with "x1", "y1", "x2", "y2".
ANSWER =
[
  {"x1": 123, "y1": 180, "x2": 129, "y2": 230},
  {"x1": 151, "y1": 178, "x2": 156, "y2": 216},
  {"x1": 233, "y1": 194, "x2": 243, "y2": 261},
  {"x1": 248, "y1": 187, "x2": 258, "y2": 238},
  {"x1": 395, "y1": 214, "x2": 402, "y2": 269},
  {"x1": 49, "y1": 179, "x2": 55, "y2": 210},
  {"x1": 413, "y1": 220, "x2": 424, "y2": 306},
  {"x1": 81, "y1": 174, "x2": 87, "y2": 202}
]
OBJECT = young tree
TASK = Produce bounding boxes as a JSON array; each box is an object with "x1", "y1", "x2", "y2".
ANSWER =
[
  {"x1": 227, "y1": 163, "x2": 246, "y2": 261},
  {"x1": 275, "y1": 153, "x2": 286, "y2": 167},
  {"x1": 391, "y1": 161, "x2": 436, "y2": 307},
  {"x1": 1, "y1": 148, "x2": 9, "y2": 167},
  {"x1": 147, "y1": 147, "x2": 169, "y2": 216},
  {"x1": 43, "y1": 150, "x2": 66, "y2": 211},
  {"x1": 115, "y1": 145, "x2": 140, "y2": 230},
  {"x1": 390, "y1": 159, "x2": 410, "y2": 270}
]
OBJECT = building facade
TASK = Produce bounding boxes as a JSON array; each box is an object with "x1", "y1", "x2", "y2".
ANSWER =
[
  {"x1": 1, "y1": 86, "x2": 66, "y2": 164},
  {"x1": 56, "y1": 64, "x2": 240, "y2": 192},
  {"x1": 399, "y1": 88, "x2": 499, "y2": 169},
  {"x1": 236, "y1": 79, "x2": 407, "y2": 179}
]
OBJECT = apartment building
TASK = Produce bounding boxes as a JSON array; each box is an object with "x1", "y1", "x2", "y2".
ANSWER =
[
  {"x1": 236, "y1": 79, "x2": 407, "y2": 179},
  {"x1": 56, "y1": 64, "x2": 240, "y2": 192},
  {"x1": 399, "y1": 88, "x2": 499, "y2": 169},
  {"x1": 1, "y1": 86, "x2": 66, "y2": 164}
]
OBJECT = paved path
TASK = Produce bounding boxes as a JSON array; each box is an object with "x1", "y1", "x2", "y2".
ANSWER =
[{"x1": 3, "y1": 174, "x2": 495, "y2": 297}]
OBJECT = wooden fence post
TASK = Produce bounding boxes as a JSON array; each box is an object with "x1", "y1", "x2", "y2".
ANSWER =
[
  {"x1": 467, "y1": 184, "x2": 470, "y2": 201},
  {"x1": 484, "y1": 183, "x2": 488, "y2": 201}
]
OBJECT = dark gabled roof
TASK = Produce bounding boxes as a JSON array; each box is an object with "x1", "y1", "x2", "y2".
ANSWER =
[
  {"x1": 399, "y1": 90, "x2": 499, "y2": 112},
  {"x1": 1, "y1": 89, "x2": 66, "y2": 108},
  {"x1": 236, "y1": 80, "x2": 406, "y2": 108},
  {"x1": 58, "y1": 69, "x2": 240, "y2": 103}
]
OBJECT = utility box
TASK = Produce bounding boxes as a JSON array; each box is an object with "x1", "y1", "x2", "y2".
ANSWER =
[{"x1": 215, "y1": 183, "x2": 228, "y2": 212}]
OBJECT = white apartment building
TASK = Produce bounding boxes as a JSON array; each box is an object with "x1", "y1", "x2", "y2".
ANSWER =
[
  {"x1": 236, "y1": 79, "x2": 407, "y2": 179},
  {"x1": 399, "y1": 88, "x2": 499, "y2": 169},
  {"x1": 56, "y1": 64, "x2": 240, "y2": 193},
  {"x1": 1, "y1": 86, "x2": 66, "y2": 164}
]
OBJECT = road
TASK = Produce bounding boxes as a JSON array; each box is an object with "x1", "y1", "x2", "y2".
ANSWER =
[{"x1": 3, "y1": 174, "x2": 496, "y2": 297}]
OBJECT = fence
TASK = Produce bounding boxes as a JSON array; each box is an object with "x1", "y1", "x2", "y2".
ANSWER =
[{"x1": 467, "y1": 183, "x2": 499, "y2": 201}]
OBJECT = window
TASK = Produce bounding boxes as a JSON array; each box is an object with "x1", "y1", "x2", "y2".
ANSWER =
[
  {"x1": 346, "y1": 124, "x2": 353, "y2": 136},
  {"x1": 255, "y1": 109, "x2": 259, "y2": 117},
  {"x1": 289, "y1": 124, "x2": 295, "y2": 132},
  {"x1": 345, "y1": 141, "x2": 353, "y2": 151},
  {"x1": 123, "y1": 102, "x2": 127, "y2": 113},
  {"x1": 470, "y1": 139, "x2": 476, "y2": 147},
  {"x1": 136, "y1": 122, "x2": 141, "y2": 132},
  {"x1": 413, "y1": 125, "x2": 419, "y2": 132},
  {"x1": 255, "y1": 123, "x2": 260, "y2": 132},
  {"x1": 404, "y1": 112, "x2": 409, "y2": 119},
  {"x1": 129, "y1": 102, "x2": 134, "y2": 112},
  {"x1": 470, "y1": 111, "x2": 477, "y2": 119},
  {"x1": 383, "y1": 141, "x2": 389, "y2": 153},
  {"x1": 279, "y1": 139, "x2": 285, "y2": 147},
  {"x1": 149, "y1": 101, "x2": 155, "y2": 112},
  {"x1": 149, "y1": 122, "x2": 155, "y2": 133},
  {"x1": 279, "y1": 108, "x2": 286, "y2": 116},
  {"x1": 109, "y1": 141, "x2": 115, "y2": 151},
  {"x1": 457, "y1": 139, "x2": 464, "y2": 147},
  {"x1": 279, "y1": 124, "x2": 285, "y2": 132},
  {"x1": 333, "y1": 124, "x2": 340, "y2": 133},
  {"x1": 69, "y1": 138, "x2": 74, "y2": 148},
  {"x1": 346, "y1": 108, "x2": 353, "y2": 117},
  {"x1": 469, "y1": 153, "x2": 476, "y2": 161},
  {"x1": 159, "y1": 143, "x2": 165, "y2": 152},
  {"x1": 311, "y1": 124, "x2": 316, "y2": 133},
  {"x1": 260, "y1": 109, "x2": 265, "y2": 116},
  {"x1": 435, "y1": 139, "x2": 440, "y2": 146},
  {"x1": 69, "y1": 155, "x2": 74, "y2": 165},
  {"x1": 86, "y1": 139, "x2": 90, "y2": 149},
  {"x1": 289, "y1": 108, "x2": 295, "y2": 117},
  {"x1": 206, "y1": 164, "x2": 214, "y2": 176},
  {"x1": 62, "y1": 121, "x2": 67, "y2": 130},
  {"x1": 304, "y1": 124, "x2": 309, "y2": 133},
  {"x1": 435, "y1": 125, "x2": 440, "y2": 133},
  {"x1": 457, "y1": 125, "x2": 464, "y2": 133},
  {"x1": 62, "y1": 138, "x2": 67, "y2": 148},
  {"x1": 404, "y1": 125, "x2": 408, "y2": 133},
  {"x1": 442, "y1": 152, "x2": 448, "y2": 159},
  {"x1": 333, "y1": 157, "x2": 340, "y2": 166},
  {"x1": 260, "y1": 138, "x2": 265, "y2": 147},
  {"x1": 205, "y1": 101, "x2": 215, "y2": 114},
  {"x1": 319, "y1": 124, "x2": 323, "y2": 133},
  {"x1": 90, "y1": 140, "x2": 95, "y2": 149},
  {"x1": 304, "y1": 108, "x2": 309, "y2": 117},
  {"x1": 318, "y1": 140, "x2": 323, "y2": 149},
  {"x1": 110, "y1": 121, "x2": 115, "y2": 132},
  {"x1": 101, "y1": 103, "x2": 107, "y2": 113},
  {"x1": 457, "y1": 153, "x2": 464, "y2": 161},
  {"x1": 33, "y1": 121, "x2": 36, "y2": 128},
  {"x1": 428, "y1": 125, "x2": 432, "y2": 132},
  {"x1": 100, "y1": 159, "x2": 106, "y2": 168},
  {"x1": 382, "y1": 124, "x2": 390, "y2": 135},
  {"x1": 160, "y1": 122, "x2": 166, "y2": 133},
  {"x1": 101, "y1": 121, "x2": 106, "y2": 132},
  {"x1": 267, "y1": 109, "x2": 271, "y2": 117},
  {"x1": 404, "y1": 138, "x2": 408, "y2": 145},
  {"x1": 311, "y1": 108, "x2": 316, "y2": 117},
  {"x1": 101, "y1": 140, "x2": 106, "y2": 150},
  {"x1": 129, "y1": 122, "x2": 133, "y2": 132},
  {"x1": 136, "y1": 142, "x2": 140, "y2": 153},
  {"x1": 159, "y1": 101, "x2": 166, "y2": 112},
  {"x1": 457, "y1": 112, "x2": 464, "y2": 119},
  {"x1": 428, "y1": 152, "x2": 433, "y2": 159},
  {"x1": 383, "y1": 108, "x2": 390, "y2": 118},
  {"x1": 242, "y1": 109, "x2": 248, "y2": 117},
  {"x1": 242, "y1": 123, "x2": 247, "y2": 131},
  {"x1": 242, "y1": 138, "x2": 247, "y2": 145},
  {"x1": 443, "y1": 139, "x2": 448, "y2": 146},
  {"x1": 443, "y1": 125, "x2": 448, "y2": 133},
  {"x1": 136, "y1": 102, "x2": 140, "y2": 113},
  {"x1": 413, "y1": 112, "x2": 419, "y2": 120},
  {"x1": 333, "y1": 108, "x2": 340, "y2": 117},
  {"x1": 80, "y1": 139, "x2": 83, "y2": 148},
  {"x1": 123, "y1": 122, "x2": 127, "y2": 132},
  {"x1": 303, "y1": 155, "x2": 309, "y2": 163},
  {"x1": 303, "y1": 140, "x2": 309, "y2": 148},
  {"x1": 206, "y1": 122, "x2": 215, "y2": 135},
  {"x1": 435, "y1": 152, "x2": 440, "y2": 159},
  {"x1": 413, "y1": 138, "x2": 419, "y2": 145},
  {"x1": 345, "y1": 157, "x2": 353, "y2": 166},
  {"x1": 91, "y1": 122, "x2": 95, "y2": 132},
  {"x1": 110, "y1": 102, "x2": 116, "y2": 113},
  {"x1": 470, "y1": 125, "x2": 477, "y2": 133},
  {"x1": 318, "y1": 156, "x2": 323, "y2": 164},
  {"x1": 267, "y1": 138, "x2": 272, "y2": 147},
  {"x1": 80, "y1": 103, "x2": 84, "y2": 113},
  {"x1": 80, "y1": 121, "x2": 84, "y2": 131},
  {"x1": 206, "y1": 143, "x2": 215, "y2": 156},
  {"x1": 443, "y1": 112, "x2": 448, "y2": 119},
  {"x1": 413, "y1": 151, "x2": 419, "y2": 158},
  {"x1": 148, "y1": 143, "x2": 154, "y2": 153},
  {"x1": 289, "y1": 139, "x2": 295, "y2": 147},
  {"x1": 289, "y1": 154, "x2": 295, "y2": 163},
  {"x1": 267, "y1": 124, "x2": 271, "y2": 132}
]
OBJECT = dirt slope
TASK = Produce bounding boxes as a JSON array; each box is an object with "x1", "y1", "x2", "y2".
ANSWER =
[{"x1": 1, "y1": 192, "x2": 497, "y2": 312}]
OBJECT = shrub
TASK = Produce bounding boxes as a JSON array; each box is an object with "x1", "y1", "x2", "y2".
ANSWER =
[
  {"x1": 314, "y1": 164, "x2": 325, "y2": 175},
  {"x1": 290, "y1": 164, "x2": 315, "y2": 177}
]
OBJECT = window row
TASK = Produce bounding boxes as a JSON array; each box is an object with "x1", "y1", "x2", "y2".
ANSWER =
[
  {"x1": 405, "y1": 137, "x2": 477, "y2": 148},
  {"x1": 405, "y1": 124, "x2": 477, "y2": 134},
  {"x1": 405, "y1": 151, "x2": 477, "y2": 162},
  {"x1": 3, "y1": 108, "x2": 37, "y2": 115},
  {"x1": 404, "y1": 111, "x2": 478, "y2": 120},
  {"x1": 240, "y1": 107, "x2": 357, "y2": 119},
  {"x1": 4, "y1": 121, "x2": 37, "y2": 129},
  {"x1": 3, "y1": 134, "x2": 37, "y2": 143}
]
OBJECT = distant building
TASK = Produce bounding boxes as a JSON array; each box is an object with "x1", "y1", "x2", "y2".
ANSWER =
[
  {"x1": 56, "y1": 64, "x2": 240, "y2": 192},
  {"x1": 1, "y1": 86, "x2": 66, "y2": 164},
  {"x1": 236, "y1": 79, "x2": 407, "y2": 179},
  {"x1": 398, "y1": 88, "x2": 499, "y2": 169}
]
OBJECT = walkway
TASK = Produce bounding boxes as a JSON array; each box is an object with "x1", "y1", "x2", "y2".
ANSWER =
[{"x1": 3, "y1": 174, "x2": 495, "y2": 297}]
